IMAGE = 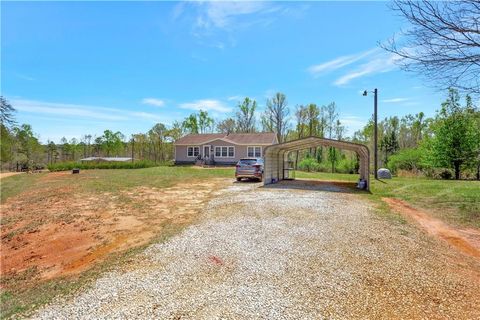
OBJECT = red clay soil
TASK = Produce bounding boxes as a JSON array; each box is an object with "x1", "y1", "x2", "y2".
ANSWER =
[
  {"x1": 1, "y1": 177, "x2": 228, "y2": 287},
  {"x1": 383, "y1": 197, "x2": 480, "y2": 259}
]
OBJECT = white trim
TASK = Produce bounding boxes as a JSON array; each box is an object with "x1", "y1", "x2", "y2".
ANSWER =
[
  {"x1": 187, "y1": 146, "x2": 200, "y2": 157},
  {"x1": 214, "y1": 146, "x2": 235, "y2": 158},
  {"x1": 247, "y1": 146, "x2": 262, "y2": 158},
  {"x1": 203, "y1": 145, "x2": 211, "y2": 157}
]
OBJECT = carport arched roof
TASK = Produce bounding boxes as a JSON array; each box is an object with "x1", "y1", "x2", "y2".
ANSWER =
[{"x1": 263, "y1": 136, "x2": 370, "y2": 189}]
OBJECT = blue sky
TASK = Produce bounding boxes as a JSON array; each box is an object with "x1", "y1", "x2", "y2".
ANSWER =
[{"x1": 2, "y1": 1, "x2": 445, "y2": 143}]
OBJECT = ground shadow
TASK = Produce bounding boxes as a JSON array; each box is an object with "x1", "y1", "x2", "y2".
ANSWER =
[
  {"x1": 233, "y1": 179, "x2": 262, "y2": 184},
  {"x1": 260, "y1": 179, "x2": 371, "y2": 194}
]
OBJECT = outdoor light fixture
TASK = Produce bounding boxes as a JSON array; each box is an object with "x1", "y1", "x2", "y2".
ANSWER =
[{"x1": 363, "y1": 88, "x2": 379, "y2": 179}]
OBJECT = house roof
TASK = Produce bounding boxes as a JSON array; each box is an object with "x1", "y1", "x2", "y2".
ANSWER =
[
  {"x1": 175, "y1": 132, "x2": 277, "y2": 146},
  {"x1": 80, "y1": 157, "x2": 133, "y2": 162}
]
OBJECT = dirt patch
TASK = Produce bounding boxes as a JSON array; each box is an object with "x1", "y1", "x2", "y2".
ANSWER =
[
  {"x1": 0, "y1": 172, "x2": 24, "y2": 180},
  {"x1": 1, "y1": 178, "x2": 230, "y2": 286},
  {"x1": 383, "y1": 197, "x2": 480, "y2": 259}
]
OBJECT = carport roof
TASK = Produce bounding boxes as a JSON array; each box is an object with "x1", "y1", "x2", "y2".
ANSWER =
[{"x1": 264, "y1": 136, "x2": 369, "y2": 155}]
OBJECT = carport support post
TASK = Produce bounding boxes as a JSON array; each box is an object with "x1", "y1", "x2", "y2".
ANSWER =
[{"x1": 374, "y1": 88, "x2": 378, "y2": 180}]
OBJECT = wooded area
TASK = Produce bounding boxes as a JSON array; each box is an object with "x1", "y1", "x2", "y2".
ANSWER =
[{"x1": 1, "y1": 88, "x2": 479, "y2": 179}]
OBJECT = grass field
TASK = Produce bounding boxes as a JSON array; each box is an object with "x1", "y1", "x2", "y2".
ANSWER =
[
  {"x1": 1, "y1": 166, "x2": 479, "y2": 318},
  {"x1": 296, "y1": 171, "x2": 480, "y2": 228},
  {"x1": 1, "y1": 166, "x2": 233, "y2": 202}
]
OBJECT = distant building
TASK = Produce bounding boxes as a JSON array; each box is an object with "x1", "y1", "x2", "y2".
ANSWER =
[{"x1": 174, "y1": 132, "x2": 278, "y2": 165}]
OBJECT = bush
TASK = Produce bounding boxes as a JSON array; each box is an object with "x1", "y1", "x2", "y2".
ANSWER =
[
  {"x1": 47, "y1": 160, "x2": 165, "y2": 171},
  {"x1": 439, "y1": 169, "x2": 453, "y2": 180},
  {"x1": 387, "y1": 148, "x2": 424, "y2": 174},
  {"x1": 336, "y1": 157, "x2": 358, "y2": 174},
  {"x1": 298, "y1": 157, "x2": 320, "y2": 172}
]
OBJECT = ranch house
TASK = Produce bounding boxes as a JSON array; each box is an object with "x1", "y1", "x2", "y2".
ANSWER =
[{"x1": 174, "y1": 132, "x2": 278, "y2": 165}]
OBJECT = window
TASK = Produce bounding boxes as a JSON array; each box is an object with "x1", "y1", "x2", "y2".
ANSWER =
[
  {"x1": 187, "y1": 146, "x2": 200, "y2": 157},
  {"x1": 214, "y1": 146, "x2": 235, "y2": 158},
  {"x1": 247, "y1": 146, "x2": 262, "y2": 158}
]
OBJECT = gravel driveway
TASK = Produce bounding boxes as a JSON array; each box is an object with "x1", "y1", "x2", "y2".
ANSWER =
[{"x1": 33, "y1": 180, "x2": 480, "y2": 319}]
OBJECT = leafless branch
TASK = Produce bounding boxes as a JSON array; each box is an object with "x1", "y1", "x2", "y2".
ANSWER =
[{"x1": 382, "y1": 0, "x2": 480, "y2": 95}]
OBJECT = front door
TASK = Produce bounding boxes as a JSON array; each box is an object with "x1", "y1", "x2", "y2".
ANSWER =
[{"x1": 203, "y1": 145, "x2": 210, "y2": 158}]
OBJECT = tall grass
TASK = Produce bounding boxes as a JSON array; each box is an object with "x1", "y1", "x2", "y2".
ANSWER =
[{"x1": 47, "y1": 160, "x2": 167, "y2": 171}]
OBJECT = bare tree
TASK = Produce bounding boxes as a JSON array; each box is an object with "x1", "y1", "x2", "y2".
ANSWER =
[
  {"x1": 324, "y1": 102, "x2": 338, "y2": 139},
  {"x1": 217, "y1": 118, "x2": 236, "y2": 134},
  {"x1": 383, "y1": 0, "x2": 480, "y2": 95},
  {"x1": 264, "y1": 92, "x2": 290, "y2": 143},
  {"x1": 235, "y1": 97, "x2": 257, "y2": 133}
]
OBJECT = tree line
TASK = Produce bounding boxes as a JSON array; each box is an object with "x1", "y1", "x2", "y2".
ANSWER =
[
  {"x1": 2, "y1": 88, "x2": 478, "y2": 179},
  {"x1": 1, "y1": 89, "x2": 479, "y2": 179}
]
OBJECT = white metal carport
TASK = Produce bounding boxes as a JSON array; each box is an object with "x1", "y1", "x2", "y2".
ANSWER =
[{"x1": 264, "y1": 136, "x2": 370, "y2": 190}]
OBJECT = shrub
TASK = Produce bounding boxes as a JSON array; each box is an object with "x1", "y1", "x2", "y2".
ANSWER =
[
  {"x1": 298, "y1": 157, "x2": 320, "y2": 172},
  {"x1": 47, "y1": 160, "x2": 165, "y2": 171},
  {"x1": 439, "y1": 169, "x2": 453, "y2": 180},
  {"x1": 387, "y1": 148, "x2": 424, "y2": 174},
  {"x1": 336, "y1": 157, "x2": 358, "y2": 174}
]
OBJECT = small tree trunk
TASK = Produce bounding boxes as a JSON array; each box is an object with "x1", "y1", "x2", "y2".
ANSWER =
[{"x1": 454, "y1": 161, "x2": 461, "y2": 180}]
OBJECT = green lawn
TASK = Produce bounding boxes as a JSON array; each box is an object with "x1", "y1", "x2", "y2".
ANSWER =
[
  {"x1": 4, "y1": 168, "x2": 478, "y2": 228},
  {"x1": 296, "y1": 171, "x2": 480, "y2": 228},
  {"x1": 1, "y1": 166, "x2": 234, "y2": 203}
]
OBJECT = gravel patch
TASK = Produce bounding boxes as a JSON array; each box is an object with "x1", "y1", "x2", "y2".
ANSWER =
[{"x1": 32, "y1": 181, "x2": 480, "y2": 319}]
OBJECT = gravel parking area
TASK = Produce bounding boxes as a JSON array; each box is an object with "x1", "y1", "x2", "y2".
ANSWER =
[{"x1": 33, "y1": 180, "x2": 480, "y2": 319}]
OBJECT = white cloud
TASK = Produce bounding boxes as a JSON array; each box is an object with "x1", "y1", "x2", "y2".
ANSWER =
[
  {"x1": 334, "y1": 53, "x2": 400, "y2": 86},
  {"x1": 179, "y1": 99, "x2": 232, "y2": 113},
  {"x1": 227, "y1": 95, "x2": 243, "y2": 101},
  {"x1": 142, "y1": 98, "x2": 165, "y2": 107},
  {"x1": 200, "y1": 1, "x2": 270, "y2": 29},
  {"x1": 307, "y1": 46, "x2": 401, "y2": 86},
  {"x1": 15, "y1": 73, "x2": 35, "y2": 81},
  {"x1": 307, "y1": 48, "x2": 378, "y2": 77},
  {"x1": 11, "y1": 99, "x2": 166, "y2": 123},
  {"x1": 382, "y1": 98, "x2": 409, "y2": 103},
  {"x1": 189, "y1": 2, "x2": 301, "y2": 49}
]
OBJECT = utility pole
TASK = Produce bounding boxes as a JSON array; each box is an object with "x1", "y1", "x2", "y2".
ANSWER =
[
  {"x1": 374, "y1": 88, "x2": 378, "y2": 179},
  {"x1": 363, "y1": 88, "x2": 379, "y2": 179}
]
